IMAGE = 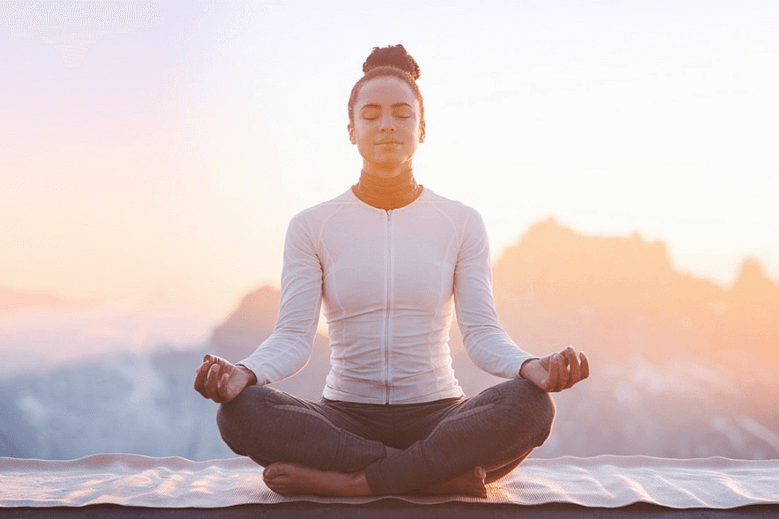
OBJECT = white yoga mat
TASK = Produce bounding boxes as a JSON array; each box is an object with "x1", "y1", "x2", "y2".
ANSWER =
[{"x1": 1, "y1": 454, "x2": 778, "y2": 509}]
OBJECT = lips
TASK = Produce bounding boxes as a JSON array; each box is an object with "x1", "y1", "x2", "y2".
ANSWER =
[{"x1": 376, "y1": 140, "x2": 402, "y2": 145}]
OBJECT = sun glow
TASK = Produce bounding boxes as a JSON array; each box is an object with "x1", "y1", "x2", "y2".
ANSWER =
[{"x1": 1, "y1": 1, "x2": 777, "y2": 321}]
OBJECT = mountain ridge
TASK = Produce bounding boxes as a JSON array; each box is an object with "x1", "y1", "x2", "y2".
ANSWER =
[
  {"x1": 202, "y1": 218, "x2": 778, "y2": 459},
  {"x1": 3, "y1": 219, "x2": 776, "y2": 460},
  {"x1": 492, "y1": 218, "x2": 778, "y2": 367}
]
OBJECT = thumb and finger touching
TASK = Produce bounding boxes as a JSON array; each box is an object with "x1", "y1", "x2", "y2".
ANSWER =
[
  {"x1": 193, "y1": 354, "x2": 240, "y2": 403},
  {"x1": 536, "y1": 349, "x2": 591, "y2": 392}
]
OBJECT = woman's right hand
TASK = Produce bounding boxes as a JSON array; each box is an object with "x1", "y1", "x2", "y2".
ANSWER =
[{"x1": 194, "y1": 354, "x2": 257, "y2": 403}]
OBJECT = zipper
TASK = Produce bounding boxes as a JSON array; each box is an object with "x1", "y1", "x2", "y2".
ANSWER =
[{"x1": 383, "y1": 209, "x2": 393, "y2": 404}]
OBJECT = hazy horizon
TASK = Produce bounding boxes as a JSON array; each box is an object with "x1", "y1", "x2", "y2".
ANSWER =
[
  {"x1": 4, "y1": 217, "x2": 777, "y2": 460},
  {"x1": 2, "y1": 1, "x2": 778, "y2": 319},
  {"x1": 2, "y1": 216, "x2": 777, "y2": 378}
]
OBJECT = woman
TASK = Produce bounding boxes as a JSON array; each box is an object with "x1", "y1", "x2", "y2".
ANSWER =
[{"x1": 194, "y1": 45, "x2": 589, "y2": 498}]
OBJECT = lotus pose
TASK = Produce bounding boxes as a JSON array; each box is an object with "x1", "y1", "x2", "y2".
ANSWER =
[{"x1": 195, "y1": 45, "x2": 589, "y2": 498}]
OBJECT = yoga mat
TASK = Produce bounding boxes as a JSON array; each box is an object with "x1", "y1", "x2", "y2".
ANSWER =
[{"x1": 2, "y1": 454, "x2": 778, "y2": 509}]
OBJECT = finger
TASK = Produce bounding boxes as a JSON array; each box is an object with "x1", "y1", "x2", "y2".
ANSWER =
[
  {"x1": 196, "y1": 354, "x2": 218, "y2": 375},
  {"x1": 205, "y1": 354, "x2": 228, "y2": 370},
  {"x1": 202, "y1": 354, "x2": 220, "y2": 369},
  {"x1": 556, "y1": 354, "x2": 570, "y2": 391},
  {"x1": 217, "y1": 372, "x2": 230, "y2": 400},
  {"x1": 194, "y1": 359, "x2": 214, "y2": 394},
  {"x1": 203, "y1": 363, "x2": 215, "y2": 394},
  {"x1": 194, "y1": 364, "x2": 205, "y2": 393},
  {"x1": 580, "y1": 352, "x2": 590, "y2": 380},
  {"x1": 194, "y1": 371, "x2": 206, "y2": 395},
  {"x1": 554, "y1": 354, "x2": 569, "y2": 391},
  {"x1": 560, "y1": 346, "x2": 576, "y2": 366},
  {"x1": 563, "y1": 347, "x2": 581, "y2": 389},
  {"x1": 205, "y1": 363, "x2": 221, "y2": 399},
  {"x1": 544, "y1": 354, "x2": 560, "y2": 392}
]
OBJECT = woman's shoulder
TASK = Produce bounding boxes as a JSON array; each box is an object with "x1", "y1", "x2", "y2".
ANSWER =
[
  {"x1": 293, "y1": 189, "x2": 356, "y2": 217},
  {"x1": 418, "y1": 187, "x2": 483, "y2": 222},
  {"x1": 288, "y1": 189, "x2": 368, "y2": 229}
]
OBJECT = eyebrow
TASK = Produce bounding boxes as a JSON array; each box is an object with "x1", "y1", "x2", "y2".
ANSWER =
[{"x1": 360, "y1": 103, "x2": 413, "y2": 110}]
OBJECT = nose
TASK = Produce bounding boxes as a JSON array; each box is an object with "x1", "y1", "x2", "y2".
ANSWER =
[{"x1": 379, "y1": 113, "x2": 396, "y2": 132}]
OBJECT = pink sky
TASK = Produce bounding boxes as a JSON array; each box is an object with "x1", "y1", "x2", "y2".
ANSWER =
[{"x1": 2, "y1": 1, "x2": 778, "y2": 321}]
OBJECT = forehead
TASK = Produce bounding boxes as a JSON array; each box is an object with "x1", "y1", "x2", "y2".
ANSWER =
[{"x1": 356, "y1": 76, "x2": 418, "y2": 109}]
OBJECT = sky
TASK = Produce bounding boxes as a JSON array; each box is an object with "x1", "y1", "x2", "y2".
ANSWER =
[{"x1": 2, "y1": 0, "x2": 778, "y2": 324}]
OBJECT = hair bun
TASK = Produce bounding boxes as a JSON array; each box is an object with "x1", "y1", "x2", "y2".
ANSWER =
[{"x1": 362, "y1": 44, "x2": 420, "y2": 80}]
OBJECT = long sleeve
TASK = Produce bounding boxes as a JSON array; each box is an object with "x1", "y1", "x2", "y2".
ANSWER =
[
  {"x1": 238, "y1": 213, "x2": 323, "y2": 385},
  {"x1": 237, "y1": 188, "x2": 533, "y2": 402},
  {"x1": 453, "y1": 208, "x2": 535, "y2": 379}
]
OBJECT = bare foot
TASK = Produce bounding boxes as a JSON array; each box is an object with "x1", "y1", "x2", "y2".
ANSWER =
[
  {"x1": 263, "y1": 462, "x2": 371, "y2": 497},
  {"x1": 420, "y1": 466, "x2": 487, "y2": 498},
  {"x1": 381, "y1": 446, "x2": 487, "y2": 497},
  {"x1": 263, "y1": 462, "x2": 487, "y2": 498}
]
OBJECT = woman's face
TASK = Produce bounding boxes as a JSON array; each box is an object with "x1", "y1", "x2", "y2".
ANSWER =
[{"x1": 348, "y1": 76, "x2": 425, "y2": 177}]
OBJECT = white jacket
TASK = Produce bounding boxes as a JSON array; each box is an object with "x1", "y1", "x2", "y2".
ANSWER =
[{"x1": 239, "y1": 188, "x2": 533, "y2": 404}]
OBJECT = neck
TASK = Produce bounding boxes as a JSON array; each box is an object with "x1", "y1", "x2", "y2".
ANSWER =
[
  {"x1": 351, "y1": 168, "x2": 423, "y2": 210},
  {"x1": 363, "y1": 161, "x2": 413, "y2": 180}
]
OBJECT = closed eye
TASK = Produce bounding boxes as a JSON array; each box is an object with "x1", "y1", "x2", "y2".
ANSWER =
[
  {"x1": 360, "y1": 107, "x2": 381, "y2": 120},
  {"x1": 393, "y1": 108, "x2": 413, "y2": 119}
]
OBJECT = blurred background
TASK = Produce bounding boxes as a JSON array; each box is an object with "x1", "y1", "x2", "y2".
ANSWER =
[{"x1": 1, "y1": 0, "x2": 777, "y2": 460}]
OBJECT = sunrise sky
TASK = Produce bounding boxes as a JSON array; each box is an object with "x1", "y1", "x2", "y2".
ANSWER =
[{"x1": 2, "y1": 0, "x2": 778, "y2": 321}]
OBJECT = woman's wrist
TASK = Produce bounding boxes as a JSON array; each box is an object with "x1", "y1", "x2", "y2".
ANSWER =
[
  {"x1": 518, "y1": 358, "x2": 538, "y2": 379},
  {"x1": 237, "y1": 364, "x2": 258, "y2": 385}
]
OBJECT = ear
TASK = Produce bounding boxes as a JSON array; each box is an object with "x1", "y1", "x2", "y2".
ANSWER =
[
  {"x1": 347, "y1": 123, "x2": 356, "y2": 144},
  {"x1": 419, "y1": 121, "x2": 426, "y2": 143}
]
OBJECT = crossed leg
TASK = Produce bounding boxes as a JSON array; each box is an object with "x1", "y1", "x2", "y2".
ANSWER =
[{"x1": 217, "y1": 379, "x2": 555, "y2": 497}]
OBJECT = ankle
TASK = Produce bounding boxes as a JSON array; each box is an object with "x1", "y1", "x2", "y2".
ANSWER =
[{"x1": 344, "y1": 470, "x2": 372, "y2": 496}]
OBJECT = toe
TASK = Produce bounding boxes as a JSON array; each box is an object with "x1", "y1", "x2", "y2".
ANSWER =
[{"x1": 263, "y1": 464, "x2": 281, "y2": 480}]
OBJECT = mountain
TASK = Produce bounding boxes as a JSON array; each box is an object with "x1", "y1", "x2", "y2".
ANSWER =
[
  {"x1": 209, "y1": 285, "x2": 280, "y2": 363},
  {"x1": 209, "y1": 285, "x2": 331, "y2": 401},
  {"x1": 1, "y1": 219, "x2": 777, "y2": 460},
  {"x1": 203, "y1": 218, "x2": 779, "y2": 459},
  {"x1": 488, "y1": 218, "x2": 779, "y2": 458},
  {"x1": 492, "y1": 218, "x2": 779, "y2": 369}
]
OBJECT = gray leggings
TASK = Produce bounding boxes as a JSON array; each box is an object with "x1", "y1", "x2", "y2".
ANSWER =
[{"x1": 217, "y1": 378, "x2": 555, "y2": 495}]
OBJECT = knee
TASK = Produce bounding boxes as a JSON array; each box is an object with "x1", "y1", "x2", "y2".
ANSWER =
[
  {"x1": 216, "y1": 393, "x2": 242, "y2": 451},
  {"x1": 532, "y1": 387, "x2": 556, "y2": 446},
  {"x1": 501, "y1": 379, "x2": 556, "y2": 446},
  {"x1": 216, "y1": 386, "x2": 249, "y2": 429},
  {"x1": 216, "y1": 385, "x2": 269, "y2": 451},
  {"x1": 215, "y1": 397, "x2": 238, "y2": 444}
]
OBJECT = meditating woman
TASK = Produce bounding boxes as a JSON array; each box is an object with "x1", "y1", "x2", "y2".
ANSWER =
[{"x1": 194, "y1": 44, "x2": 589, "y2": 498}]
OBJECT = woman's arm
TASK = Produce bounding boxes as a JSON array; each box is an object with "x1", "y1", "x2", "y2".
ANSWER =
[
  {"x1": 237, "y1": 213, "x2": 324, "y2": 386},
  {"x1": 454, "y1": 207, "x2": 589, "y2": 391},
  {"x1": 194, "y1": 211, "x2": 324, "y2": 403},
  {"x1": 453, "y1": 208, "x2": 534, "y2": 379}
]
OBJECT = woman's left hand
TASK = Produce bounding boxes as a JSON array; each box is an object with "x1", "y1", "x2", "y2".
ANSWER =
[{"x1": 519, "y1": 346, "x2": 590, "y2": 393}]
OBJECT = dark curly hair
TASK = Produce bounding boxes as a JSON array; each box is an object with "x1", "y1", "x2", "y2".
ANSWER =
[{"x1": 347, "y1": 45, "x2": 425, "y2": 127}]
